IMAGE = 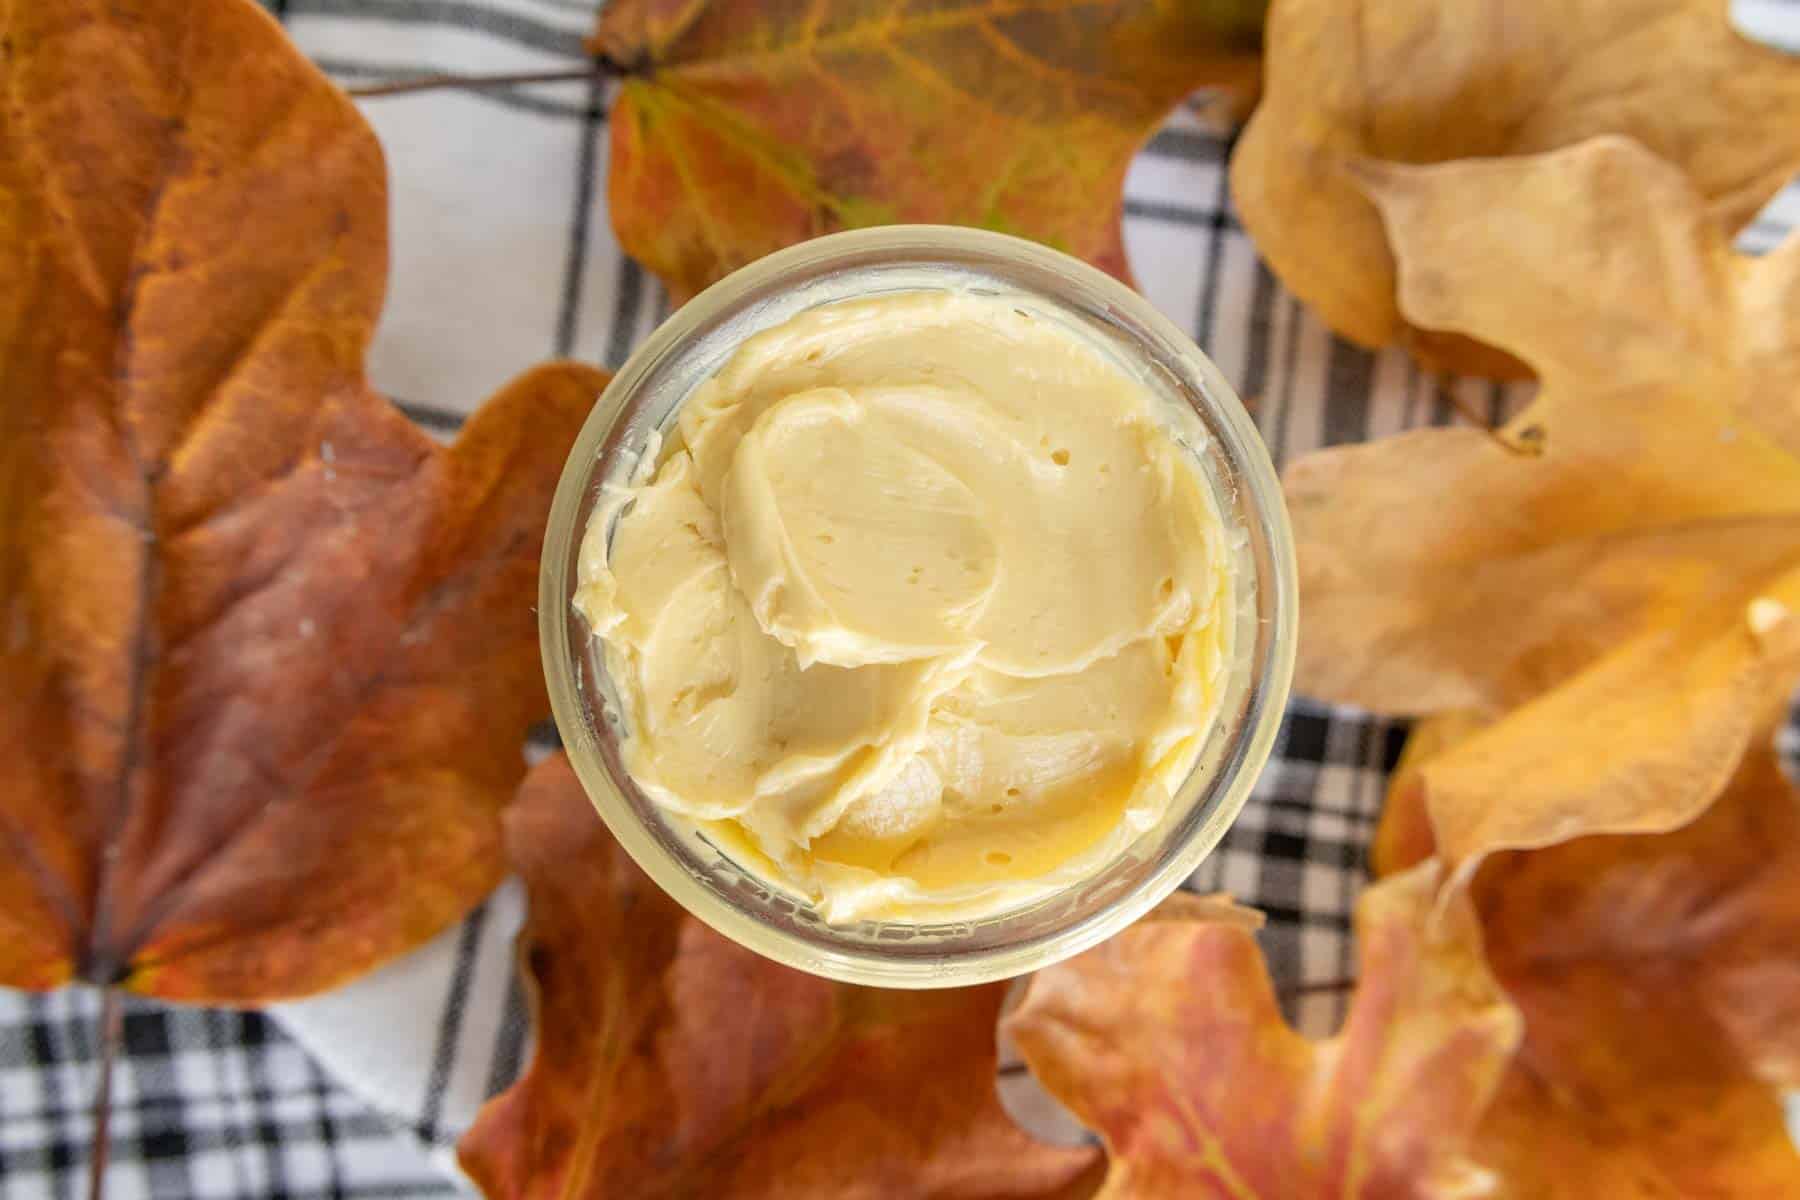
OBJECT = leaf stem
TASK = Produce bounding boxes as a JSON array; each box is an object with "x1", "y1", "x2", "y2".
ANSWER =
[
  {"x1": 347, "y1": 61, "x2": 620, "y2": 99},
  {"x1": 1441, "y1": 385, "x2": 1495, "y2": 433},
  {"x1": 87, "y1": 987, "x2": 122, "y2": 1200},
  {"x1": 1279, "y1": 977, "x2": 1357, "y2": 998},
  {"x1": 1441, "y1": 384, "x2": 1541, "y2": 456}
]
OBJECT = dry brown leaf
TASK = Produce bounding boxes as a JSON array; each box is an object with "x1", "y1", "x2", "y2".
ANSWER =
[
  {"x1": 1463, "y1": 739, "x2": 1800, "y2": 1194},
  {"x1": 592, "y1": 0, "x2": 1265, "y2": 303},
  {"x1": 1148, "y1": 889, "x2": 1267, "y2": 930},
  {"x1": 458, "y1": 754, "x2": 1100, "y2": 1200},
  {"x1": 0, "y1": 0, "x2": 608, "y2": 1000},
  {"x1": 1286, "y1": 137, "x2": 1800, "y2": 880},
  {"x1": 1378, "y1": 736, "x2": 1800, "y2": 1192},
  {"x1": 1370, "y1": 713, "x2": 1488, "y2": 879},
  {"x1": 1231, "y1": 0, "x2": 1800, "y2": 375},
  {"x1": 1006, "y1": 862, "x2": 1520, "y2": 1198}
]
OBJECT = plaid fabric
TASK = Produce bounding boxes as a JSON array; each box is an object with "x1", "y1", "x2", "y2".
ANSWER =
[
  {"x1": 4, "y1": 0, "x2": 1797, "y2": 1196},
  {"x1": 0, "y1": 993, "x2": 451, "y2": 1198}
]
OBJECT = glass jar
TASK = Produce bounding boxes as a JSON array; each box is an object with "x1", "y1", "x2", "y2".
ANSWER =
[{"x1": 540, "y1": 226, "x2": 1296, "y2": 987}]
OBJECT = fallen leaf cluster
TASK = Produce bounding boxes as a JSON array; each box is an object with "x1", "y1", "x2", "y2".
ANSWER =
[
  {"x1": 1270, "y1": 115, "x2": 1800, "y2": 1198},
  {"x1": 1231, "y1": 0, "x2": 1800, "y2": 375},
  {"x1": 1383, "y1": 735, "x2": 1800, "y2": 1197},
  {"x1": 1288, "y1": 136, "x2": 1800, "y2": 885}
]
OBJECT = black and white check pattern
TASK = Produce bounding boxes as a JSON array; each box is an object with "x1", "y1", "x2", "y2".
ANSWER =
[
  {"x1": 0, "y1": 992, "x2": 452, "y2": 1198},
  {"x1": 4, "y1": 0, "x2": 1797, "y2": 1196}
]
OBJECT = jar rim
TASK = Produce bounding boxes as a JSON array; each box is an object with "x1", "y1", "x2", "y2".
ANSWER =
[{"x1": 540, "y1": 226, "x2": 1297, "y2": 987}]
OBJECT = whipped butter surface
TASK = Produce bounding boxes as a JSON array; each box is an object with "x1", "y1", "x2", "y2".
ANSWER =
[{"x1": 575, "y1": 291, "x2": 1235, "y2": 923}]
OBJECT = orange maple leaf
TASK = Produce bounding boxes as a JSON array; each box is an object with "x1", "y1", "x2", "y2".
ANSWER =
[
  {"x1": 0, "y1": 0, "x2": 607, "y2": 1000},
  {"x1": 594, "y1": 0, "x2": 1265, "y2": 302},
  {"x1": 459, "y1": 754, "x2": 1101, "y2": 1199},
  {"x1": 1007, "y1": 863, "x2": 1520, "y2": 1198}
]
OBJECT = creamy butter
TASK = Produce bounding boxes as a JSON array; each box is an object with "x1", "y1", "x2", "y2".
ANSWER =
[{"x1": 575, "y1": 291, "x2": 1234, "y2": 922}]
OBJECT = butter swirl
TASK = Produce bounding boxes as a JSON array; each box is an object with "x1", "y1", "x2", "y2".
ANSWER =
[{"x1": 577, "y1": 292, "x2": 1233, "y2": 922}]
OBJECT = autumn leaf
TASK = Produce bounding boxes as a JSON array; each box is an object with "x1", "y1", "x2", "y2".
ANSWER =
[
  {"x1": 459, "y1": 754, "x2": 1101, "y2": 1200},
  {"x1": 1379, "y1": 726, "x2": 1800, "y2": 1083},
  {"x1": 1284, "y1": 137, "x2": 1800, "y2": 881},
  {"x1": 1368, "y1": 713, "x2": 1485, "y2": 879},
  {"x1": 1406, "y1": 738, "x2": 1800, "y2": 1195},
  {"x1": 0, "y1": 0, "x2": 608, "y2": 1001},
  {"x1": 1230, "y1": 0, "x2": 1800, "y2": 375},
  {"x1": 1006, "y1": 862, "x2": 1520, "y2": 1198},
  {"x1": 592, "y1": 0, "x2": 1267, "y2": 302}
]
